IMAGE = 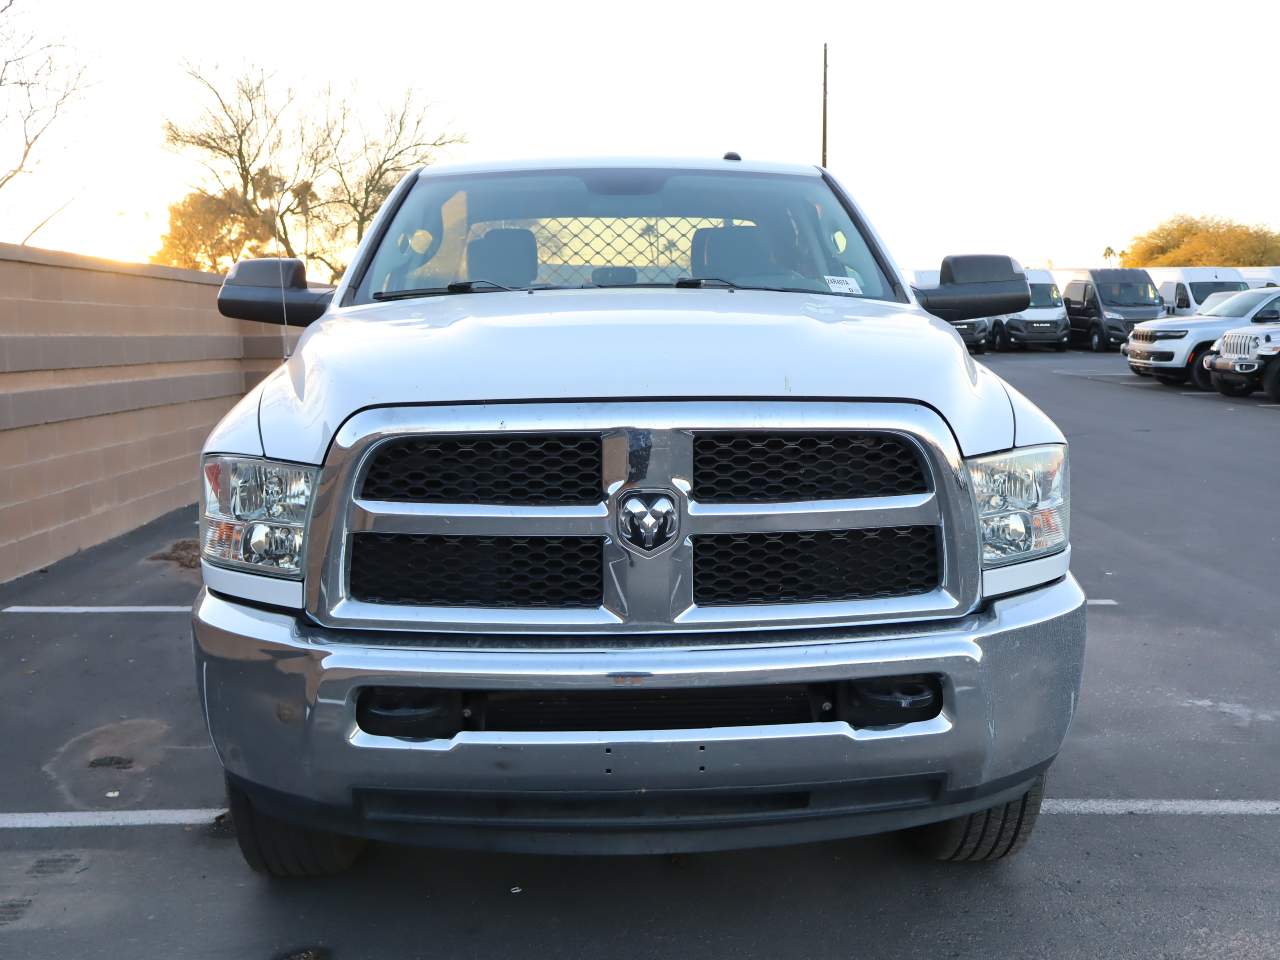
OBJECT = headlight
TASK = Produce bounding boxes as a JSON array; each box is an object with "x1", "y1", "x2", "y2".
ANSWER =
[
  {"x1": 200, "y1": 455, "x2": 318, "y2": 577},
  {"x1": 1103, "y1": 311, "x2": 1124, "y2": 321},
  {"x1": 967, "y1": 445, "x2": 1069, "y2": 568},
  {"x1": 1152, "y1": 329, "x2": 1188, "y2": 340}
]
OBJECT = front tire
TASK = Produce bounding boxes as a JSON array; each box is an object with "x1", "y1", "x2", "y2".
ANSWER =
[
  {"x1": 908, "y1": 775, "x2": 1045, "y2": 863},
  {"x1": 1188, "y1": 347, "x2": 1214, "y2": 392},
  {"x1": 227, "y1": 777, "x2": 367, "y2": 878},
  {"x1": 1212, "y1": 374, "x2": 1254, "y2": 398},
  {"x1": 1263, "y1": 362, "x2": 1280, "y2": 402},
  {"x1": 1089, "y1": 324, "x2": 1107, "y2": 352}
]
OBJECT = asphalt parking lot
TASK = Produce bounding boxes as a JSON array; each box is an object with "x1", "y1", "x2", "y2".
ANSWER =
[{"x1": 2, "y1": 348, "x2": 1279, "y2": 960}]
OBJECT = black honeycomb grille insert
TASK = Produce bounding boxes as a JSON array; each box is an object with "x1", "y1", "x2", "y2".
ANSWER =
[
  {"x1": 360, "y1": 434, "x2": 602, "y2": 505},
  {"x1": 693, "y1": 527, "x2": 939, "y2": 605},
  {"x1": 350, "y1": 534, "x2": 603, "y2": 608},
  {"x1": 692, "y1": 432, "x2": 927, "y2": 503}
]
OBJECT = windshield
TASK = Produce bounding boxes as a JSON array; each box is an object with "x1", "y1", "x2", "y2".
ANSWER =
[
  {"x1": 1190, "y1": 280, "x2": 1248, "y2": 303},
  {"x1": 353, "y1": 169, "x2": 896, "y2": 304},
  {"x1": 1097, "y1": 280, "x2": 1161, "y2": 307},
  {"x1": 1027, "y1": 283, "x2": 1062, "y2": 308},
  {"x1": 1201, "y1": 288, "x2": 1274, "y2": 317}
]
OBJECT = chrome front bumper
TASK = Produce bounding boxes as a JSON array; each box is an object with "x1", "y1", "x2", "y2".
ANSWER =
[{"x1": 193, "y1": 576, "x2": 1086, "y2": 852}]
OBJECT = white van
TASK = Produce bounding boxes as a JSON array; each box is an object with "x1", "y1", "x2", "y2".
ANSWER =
[
  {"x1": 1236, "y1": 266, "x2": 1280, "y2": 289},
  {"x1": 987, "y1": 268, "x2": 1069, "y2": 350},
  {"x1": 1145, "y1": 267, "x2": 1248, "y2": 315}
]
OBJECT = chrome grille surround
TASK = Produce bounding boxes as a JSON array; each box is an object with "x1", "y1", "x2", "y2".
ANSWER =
[{"x1": 305, "y1": 401, "x2": 982, "y2": 639}]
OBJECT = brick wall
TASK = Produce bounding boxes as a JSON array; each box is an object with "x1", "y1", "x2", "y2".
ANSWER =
[{"x1": 0, "y1": 243, "x2": 296, "y2": 583}]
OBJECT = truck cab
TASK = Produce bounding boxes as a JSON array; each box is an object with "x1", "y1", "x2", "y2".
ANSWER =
[{"x1": 194, "y1": 157, "x2": 1084, "y2": 877}]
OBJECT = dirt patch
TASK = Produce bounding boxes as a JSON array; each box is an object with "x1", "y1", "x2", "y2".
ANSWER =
[
  {"x1": 43, "y1": 719, "x2": 171, "y2": 808},
  {"x1": 207, "y1": 811, "x2": 236, "y2": 840},
  {"x1": 150, "y1": 539, "x2": 201, "y2": 569},
  {"x1": 88, "y1": 754, "x2": 133, "y2": 770}
]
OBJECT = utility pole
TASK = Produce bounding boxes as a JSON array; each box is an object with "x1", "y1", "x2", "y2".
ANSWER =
[{"x1": 821, "y1": 43, "x2": 828, "y2": 168}]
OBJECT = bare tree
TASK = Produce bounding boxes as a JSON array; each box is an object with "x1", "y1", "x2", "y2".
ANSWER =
[
  {"x1": 324, "y1": 92, "x2": 462, "y2": 244},
  {"x1": 157, "y1": 68, "x2": 459, "y2": 279},
  {"x1": 162, "y1": 67, "x2": 335, "y2": 264},
  {"x1": 0, "y1": 0, "x2": 84, "y2": 195}
]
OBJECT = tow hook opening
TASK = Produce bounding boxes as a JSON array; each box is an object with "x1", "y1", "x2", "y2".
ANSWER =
[{"x1": 354, "y1": 675, "x2": 944, "y2": 741}]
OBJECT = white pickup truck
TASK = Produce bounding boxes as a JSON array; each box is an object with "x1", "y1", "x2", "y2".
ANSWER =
[{"x1": 193, "y1": 157, "x2": 1084, "y2": 876}]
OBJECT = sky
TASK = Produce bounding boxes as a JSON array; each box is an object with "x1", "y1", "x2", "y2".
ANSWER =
[{"x1": 2, "y1": 0, "x2": 1278, "y2": 272}]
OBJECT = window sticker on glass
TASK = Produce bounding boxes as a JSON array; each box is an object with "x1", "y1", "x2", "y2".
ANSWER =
[{"x1": 825, "y1": 275, "x2": 862, "y2": 295}]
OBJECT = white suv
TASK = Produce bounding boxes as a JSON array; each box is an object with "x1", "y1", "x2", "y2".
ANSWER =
[
  {"x1": 1205, "y1": 309, "x2": 1280, "y2": 399},
  {"x1": 1125, "y1": 288, "x2": 1280, "y2": 391}
]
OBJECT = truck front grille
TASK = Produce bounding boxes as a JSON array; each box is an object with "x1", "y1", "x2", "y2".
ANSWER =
[
  {"x1": 1130, "y1": 329, "x2": 1155, "y2": 344},
  {"x1": 692, "y1": 527, "x2": 939, "y2": 605},
  {"x1": 692, "y1": 431, "x2": 925, "y2": 502},
  {"x1": 312, "y1": 402, "x2": 978, "y2": 637},
  {"x1": 350, "y1": 533, "x2": 604, "y2": 607},
  {"x1": 1221, "y1": 333, "x2": 1254, "y2": 359},
  {"x1": 360, "y1": 433, "x2": 603, "y2": 505}
]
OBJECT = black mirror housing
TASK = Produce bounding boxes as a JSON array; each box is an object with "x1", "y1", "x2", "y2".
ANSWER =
[
  {"x1": 914, "y1": 255, "x2": 1031, "y2": 323},
  {"x1": 217, "y1": 258, "x2": 333, "y2": 326},
  {"x1": 1253, "y1": 309, "x2": 1280, "y2": 323}
]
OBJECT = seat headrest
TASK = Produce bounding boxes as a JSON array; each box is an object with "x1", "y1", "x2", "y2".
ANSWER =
[
  {"x1": 690, "y1": 226, "x2": 772, "y2": 280},
  {"x1": 466, "y1": 228, "x2": 538, "y2": 287}
]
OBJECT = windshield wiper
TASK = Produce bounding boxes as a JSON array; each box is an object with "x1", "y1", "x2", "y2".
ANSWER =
[
  {"x1": 673, "y1": 276, "x2": 740, "y2": 289},
  {"x1": 372, "y1": 279, "x2": 520, "y2": 301}
]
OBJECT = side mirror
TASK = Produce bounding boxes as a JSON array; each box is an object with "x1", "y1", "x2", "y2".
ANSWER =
[
  {"x1": 1253, "y1": 308, "x2": 1280, "y2": 322},
  {"x1": 914, "y1": 255, "x2": 1030, "y2": 323},
  {"x1": 217, "y1": 258, "x2": 333, "y2": 326}
]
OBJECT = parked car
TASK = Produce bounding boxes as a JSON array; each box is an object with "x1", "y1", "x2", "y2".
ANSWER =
[
  {"x1": 1145, "y1": 267, "x2": 1248, "y2": 316},
  {"x1": 987, "y1": 268, "x2": 1069, "y2": 351},
  {"x1": 1204, "y1": 302, "x2": 1280, "y2": 399},
  {"x1": 197, "y1": 156, "x2": 1084, "y2": 877},
  {"x1": 1058, "y1": 268, "x2": 1164, "y2": 351},
  {"x1": 1236, "y1": 266, "x2": 1280, "y2": 289},
  {"x1": 1123, "y1": 288, "x2": 1280, "y2": 390},
  {"x1": 903, "y1": 268, "x2": 988, "y2": 353}
]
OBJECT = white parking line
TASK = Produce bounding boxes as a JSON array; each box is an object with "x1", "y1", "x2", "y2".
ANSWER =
[
  {"x1": 2, "y1": 605, "x2": 192, "y2": 613},
  {"x1": 1086, "y1": 599, "x2": 1118, "y2": 606},
  {"x1": 1043, "y1": 799, "x2": 1280, "y2": 815},
  {"x1": 2, "y1": 800, "x2": 1279, "y2": 830},
  {"x1": 0, "y1": 809, "x2": 224, "y2": 828}
]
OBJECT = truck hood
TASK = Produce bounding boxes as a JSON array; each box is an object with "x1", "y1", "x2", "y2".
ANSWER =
[{"x1": 256, "y1": 288, "x2": 1016, "y2": 463}]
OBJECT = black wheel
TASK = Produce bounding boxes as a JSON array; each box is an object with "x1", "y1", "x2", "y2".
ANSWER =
[
  {"x1": 1089, "y1": 324, "x2": 1107, "y2": 352},
  {"x1": 991, "y1": 322, "x2": 1012, "y2": 352},
  {"x1": 908, "y1": 775, "x2": 1045, "y2": 863},
  {"x1": 227, "y1": 776, "x2": 366, "y2": 877},
  {"x1": 1212, "y1": 374, "x2": 1254, "y2": 398},
  {"x1": 1188, "y1": 348, "x2": 1214, "y2": 392},
  {"x1": 1264, "y1": 362, "x2": 1280, "y2": 402}
]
